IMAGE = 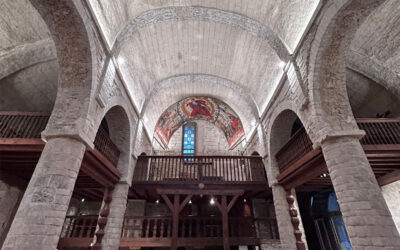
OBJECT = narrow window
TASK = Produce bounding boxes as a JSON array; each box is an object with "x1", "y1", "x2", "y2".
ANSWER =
[{"x1": 182, "y1": 122, "x2": 196, "y2": 156}]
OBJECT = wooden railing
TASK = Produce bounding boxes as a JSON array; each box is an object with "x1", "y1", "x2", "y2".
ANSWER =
[
  {"x1": 0, "y1": 112, "x2": 120, "y2": 166},
  {"x1": 275, "y1": 127, "x2": 313, "y2": 173},
  {"x1": 357, "y1": 118, "x2": 400, "y2": 145},
  {"x1": 122, "y1": 216, "x2": 261, "y2": 239},
  {"x1": 60, "y1": 215, "x2": 98, "y2": 239},
  {"x1": 275, "y1": 118, "x2": 400, "y2": 173},
  {"x1": 132, "y1": 156, "x2": 267, "y2": 183}
]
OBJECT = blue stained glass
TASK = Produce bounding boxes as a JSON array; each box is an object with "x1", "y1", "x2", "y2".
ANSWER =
[{"x1": 182, "y1": 123, "x2": 196, "y2": 156}]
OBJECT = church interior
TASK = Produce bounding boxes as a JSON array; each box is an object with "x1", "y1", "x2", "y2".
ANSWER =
[{"x1": 1, "y1": 0, "x2": 400, "y2": 249}]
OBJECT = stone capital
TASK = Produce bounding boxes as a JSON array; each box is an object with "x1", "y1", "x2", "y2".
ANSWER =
[
  {"x1": 41, "y1": 129, "x2": 95, "y2": 149},
  {"x1": 313, "y1": 129, "x2": 366, "y2": 148}
]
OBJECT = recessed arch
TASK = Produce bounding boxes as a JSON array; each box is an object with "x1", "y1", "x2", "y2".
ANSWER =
[
  {"x1": 155, "y1": 97, "x2": 245, "y2": 149},
  {"x1": 112, "y1": 6, "x2": 290, "y2": 61},
  {"x1": 141, "y1": 74, "x2": 259, "y2": 138},
  {"x1": 97, "y1": 104, "x2": 133, "y2": 183},
  {"x1": 141, "y1": 74, "x2": 259, "y2": 117}
]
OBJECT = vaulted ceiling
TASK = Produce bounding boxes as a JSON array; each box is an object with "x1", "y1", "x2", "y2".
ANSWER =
[{"x1": 88, "y1": 0, "x2": 321, "y2": 139}]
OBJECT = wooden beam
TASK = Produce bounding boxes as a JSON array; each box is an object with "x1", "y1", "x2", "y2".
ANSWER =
[
  {"x1": 179, "y1": 195, "x2": 192, "y2": 212},
  {"x1": 157, "y1": 189, "x2": 244, "y2": 196},
  {"x1": 221, "y1": 195, "x2": 230, "y2": 250},
  {"x1": 378, "y1": 170, "x2": 400, "y2": 186},
  {"x1": 161, "y1": 194, "x2": 174, "y2": 212},
  {"x1": 227, "y1": 195, "x2": 239, "y2": 212},
  {"x1": 171, "y1": 194, "x2": 180, "y2": 250}
]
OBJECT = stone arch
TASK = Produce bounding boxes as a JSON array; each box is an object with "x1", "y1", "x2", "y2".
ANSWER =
[
  {"x1": 308, "y1": 0, "x2": 386, "y2": 136},
  {"x1": 141, "y1": 74, "x2": 260, "y2": 118},
  {"x1": 267, "y1": 108, "x2": 307, "y2": 183},
  {"x1": 347, "y1": 49, "x2": 400, "y2": 102},
  {"x1": 28, "y1": 0, "x2": 99, "y2": 145},
  {"x1": 154, "y1": 97, "x2": 245, "y2": 150},
  {"x1": 112, "y1": 6, "x2": 290, "y2": 61},
  {"x1": 266, "y1": 106, "x2": 311, "y2": 248},
  {"x1": 0, "y1": 38, "x2": 56, "y2": 80},
  {"x1": 97, "y1": 102, "x2": 134, "y2": 184}
]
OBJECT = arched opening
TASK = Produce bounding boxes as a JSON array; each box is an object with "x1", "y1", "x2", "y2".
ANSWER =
[
  {"x1": 346, "y1": 68, "x2": 400, "y2": 118},
  {"x1": 269, "y1": 109, "x2": 352, "y2": 250},
  {"x1": 153, "y1": 97, "x2": 246, "y2": 155}
]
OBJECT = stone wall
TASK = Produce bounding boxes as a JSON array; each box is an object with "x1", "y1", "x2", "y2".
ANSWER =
[
  {"x1": 0, "y1": 179, "x2": 23, "y2": 245},
  {"x1": 155, "y1": 120, "x2": 244, "y2": 155},
  {"x1": 382, "y1": 180, "x2": 400, "y2": 233}
]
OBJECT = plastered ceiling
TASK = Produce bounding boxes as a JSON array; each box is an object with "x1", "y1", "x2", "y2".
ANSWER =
[{"x1": 88, "y1": 0, "x2": 321, "y2": 139}]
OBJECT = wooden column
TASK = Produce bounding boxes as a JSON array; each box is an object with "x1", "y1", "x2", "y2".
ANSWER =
[
  {"x1": 286, "y1": 192, "x2": 306, "y2": 250},
  {"x1": 214, "y1": 195, "x2": 239, "y2": 250},
  {"x1": 221, "y1": 196, "x2": 229, "y2": 250},
  {"x1": 172, "y1": 194, "x2": 180, "y2": 250},
  {"x1": 160, "y1": 193, "x2": 192, "y2": 250},
  {"x1": 92, "y1": 187, "x2": 112, "y2": 250}
]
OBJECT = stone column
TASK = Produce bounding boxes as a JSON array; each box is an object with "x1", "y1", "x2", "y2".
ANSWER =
[
  {"x1": 321, "y1": 136, "x2": 400, "y2": 248},
  {"x1": 2, "y1": 137, "x2": 86, "y2": 250},
  {"x1": 101, "y1": 182, "x2": 130, "y2": 250},
  {"x1": 271, "y1": 184, "x2": 297, "y2": 249}
]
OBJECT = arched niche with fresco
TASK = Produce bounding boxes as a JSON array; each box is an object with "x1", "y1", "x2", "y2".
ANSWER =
[{"x1": 155, "y1": 97, "x2": 245, "y2": 149}]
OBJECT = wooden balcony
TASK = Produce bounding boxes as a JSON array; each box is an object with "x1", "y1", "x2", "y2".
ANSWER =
[
  {"x1": 57, "y1": 215, "x2": 279, "y2": 249},
  {"x1": 0, "y1": 112, "x2": 121, "y2": 199},
  {"x1": 275, "y1": 118, "x2": 400, "y2": 190},
  {"x1": 130, "y1": 155, "x2": 270, "y2": 200}
]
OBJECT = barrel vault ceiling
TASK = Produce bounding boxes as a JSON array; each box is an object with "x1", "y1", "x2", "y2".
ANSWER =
[{"x1": 88, "y1": 0, "x2": 321, "y2": 139}]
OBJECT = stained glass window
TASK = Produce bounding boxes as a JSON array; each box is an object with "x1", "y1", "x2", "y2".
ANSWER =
[{"x1": 182, "y1": 123, "x2": 196, "y2": 156}]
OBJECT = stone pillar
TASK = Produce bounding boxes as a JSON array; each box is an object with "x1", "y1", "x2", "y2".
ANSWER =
[
  {"x1": 271, "y1": 184, "x2": 297, "y2": 249},
  {"x1": 101, "y1": 182, "x2": 130, "y2": 250},
  {"x1": 321, "y1": 136, "x2": 400, "y2": 248},
  {"x1": 381, "y1": 180, "x2": 400, "y2": 233},
  {"x1": 2, "y1": 137, "x2": 86, "y2": 250}
]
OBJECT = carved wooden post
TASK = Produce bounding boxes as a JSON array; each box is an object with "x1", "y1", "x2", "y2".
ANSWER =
[
  {"x1": 92, "y1": 187, "x2": 112, "y2": 249},
  {"x1": 287, "y1": 192, "x2": 306, "y2": 250}
]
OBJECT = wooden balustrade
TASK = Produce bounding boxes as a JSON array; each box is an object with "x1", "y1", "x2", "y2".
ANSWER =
[
  {"x1": 0, "y1": 112, "x2": 120, "y2": 166},
  {"x1": 121, "y1": 216, "x2": 264, "y2": 239},
  {"x1": 275, "y1": 127, "x2": 313, "y2": 173},
  {"x1": 357, "y1": 118, "x2": 400, "y2": 145},
  {"x1": 60, "y1": 215, "x2": 98, "y2": 239},
  {"x1": 275, "y1": 118, "x2": 400, "y2": 173},
  {"x1": 132, "y1": 155, "x2": 266, "y2": 183}
]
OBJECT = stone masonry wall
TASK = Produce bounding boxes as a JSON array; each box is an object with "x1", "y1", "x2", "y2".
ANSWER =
[
  {"x1": 155, "y1": 120, "x2": 243, "y2": 155},
  {"x1": 0, "y1": 179, "x2": 23, "y2": 244},
  {"x1": 382, "y1": 180, "x2": 400, "y2": 233}
]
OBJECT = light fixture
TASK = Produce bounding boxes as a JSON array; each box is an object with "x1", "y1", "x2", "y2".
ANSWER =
[
  {"x1": 243, "y1": 199, "x2": 247, "y2": 203},
  {"x1": 210, "y1": 198, "x2": 215, "y2": 205},
  {"x1": 155, "y1": 199, "x2": 160, "y2": 204},
  {"x1": 188, "y1": 200, "x2": 192, "y2": 204},
  {"x1": 81, "y1": 198, "x2": 85, "y2": 203}
]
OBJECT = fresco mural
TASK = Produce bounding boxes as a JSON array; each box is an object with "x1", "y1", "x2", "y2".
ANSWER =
[{"x1": 155, "y1": 97, "x2": 245, "y2": 149}]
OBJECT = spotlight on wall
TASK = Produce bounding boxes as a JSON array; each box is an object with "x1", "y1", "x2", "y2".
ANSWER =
[
  {"x1": 210, "y1": 198, "x2": 215, "y2": 205},
  {"x1": 155, "y1": 199, "x2": 160, "y2": 204},
  {"x1": 81, "y1": 198, "x2": 85, "y2": 203}
]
